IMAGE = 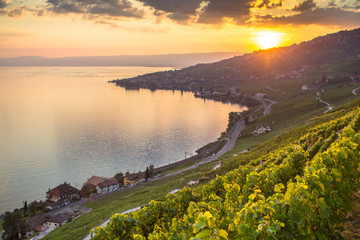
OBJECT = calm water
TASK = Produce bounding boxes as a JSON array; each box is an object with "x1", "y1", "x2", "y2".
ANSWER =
[{"x1": 0, "y1": 67, "x2": 245, "y2": 213}]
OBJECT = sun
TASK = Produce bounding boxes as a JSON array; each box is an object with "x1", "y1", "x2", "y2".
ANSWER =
[{"x1": 255, "y1": 31, "x2": 283, "y2": 49}]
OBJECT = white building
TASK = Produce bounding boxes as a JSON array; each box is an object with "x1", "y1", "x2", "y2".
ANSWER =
[{"x1": 96, "y1": 178, "x2": 120, "y2": 194}]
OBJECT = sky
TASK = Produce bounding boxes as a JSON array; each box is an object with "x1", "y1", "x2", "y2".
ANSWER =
[{"x1": 0, "y1": 0, "x2": 359, "y2": 58}]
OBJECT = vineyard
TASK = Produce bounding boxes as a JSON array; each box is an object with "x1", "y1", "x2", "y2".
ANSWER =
[{"x1": 91, "y1": 106, "x2": 360, "y2": 239}]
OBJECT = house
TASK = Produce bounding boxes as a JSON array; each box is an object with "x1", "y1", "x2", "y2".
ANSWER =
[
  {"x1": 255, "y1": 93, "x2": 268, "y2": 98},
  {"x1": 187, "y1": 180, "x2": 199, "y2": 186},
  {"x1": 80, "y1": 175, "x2": 107, "y2": 196},
  {"x1": 301, "y1": 84, "x2": 316, "y2": 91},
  {"x1": 26, "y1": 214, "x2": 47, "y2": 235},
  {"x1": 252, "y1": 125, "x2": 271, "y2": 135},
  {"x1": 46, "y1": 182, "x2": 80, "y2": 202},
  {"x1": 96, "y1": 178, "x2": 120, "y2": 194},
  {"x1": 247, "y1": 115, "x2": 256, "y2": 124},
  {"x1": 81, "y1": 183, "x2": 96, "y2": 192},
  {"x1": 26, "y1": 213, "x2": 73, "y2": 236},
  {"x1": 124, "y1": 173, "x2": 143, "y2": 186},
  {"x1": 81, "y1": 183, "x2": 97, "y2": 197},
  {"x1": 84, "y1": 175, "x2": 105, "y2": 187},
  {"x1": 43, "y1": 213, "x2": 72, "y2": 228}
]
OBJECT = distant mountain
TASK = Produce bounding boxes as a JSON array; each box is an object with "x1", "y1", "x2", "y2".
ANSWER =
[
  {"x1": 113, "y1": 27, "x2": 360, "y2": 94},
  {"x1": 0, "y1": 52, "x2": 241, "y2": 68}
]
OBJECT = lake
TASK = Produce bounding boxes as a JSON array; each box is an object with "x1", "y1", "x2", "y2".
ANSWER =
[{"x1": 0, "y1": 67, "x2": 246, "y2": 213}]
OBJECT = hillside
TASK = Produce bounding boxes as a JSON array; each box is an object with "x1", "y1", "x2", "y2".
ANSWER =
[
  {"x1": 91, "y1": 99, "x2": 360, "y2": 239},
  {"x1": 112, "y1": 28, "x2": 360, "y2": 97}
]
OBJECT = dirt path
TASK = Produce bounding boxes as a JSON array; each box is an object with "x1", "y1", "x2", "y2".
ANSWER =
[{"x1": 352, "y1": 87, "x2": 360, "y2": 95}]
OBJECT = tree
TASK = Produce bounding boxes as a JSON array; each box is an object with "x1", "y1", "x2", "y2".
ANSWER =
[
  {"x1": 28, "y1": 202, "x2": 36, "y2": 217},
  {"x1": 322, "y1": 74, "x2": 327, "y2": 83},
  {"x1": 149, "y1": 164, "x2": 154, "y2": 178},
  {"x1": 244, "y1": 115, "x2": 250, "y2": 125},
  {"x1": 145, "y1": 167, "x2": 150, "y2": 182},
  {"x1": 114, "y1": 172, "x2": 124, "y2": 185},
  {"x1": 84, "y1": 190, "x2": 92, "y2": 197},
  {"x1": 23, "y1": 201, "x2": 28, "y2": 217},
  {"x1": 2, "y1": 211, "x2": 27, "y2": 240}
]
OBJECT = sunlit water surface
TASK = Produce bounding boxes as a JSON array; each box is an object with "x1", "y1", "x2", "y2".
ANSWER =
[{"x1": 0, "y1": 67, "x2": 245, "y2": 213}]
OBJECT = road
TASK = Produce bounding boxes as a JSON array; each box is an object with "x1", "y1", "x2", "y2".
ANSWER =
[
  {"x1": 318, "y1": 97, "x2": 334, "y2": 113},
  {"x1": 163, "y1": 117, "x2": 245, "y2": 176},
  {"x1": 251, "y1": 96, "x2": 277, "y2": 116}
]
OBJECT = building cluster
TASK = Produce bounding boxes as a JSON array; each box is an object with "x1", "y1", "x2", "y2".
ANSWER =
[
  {"x1": 25, "y1": 171, "x2": 147, "y2": 236},
  {"x1": 26, "y1": 206, "x2": 90, "y2": 237},
  {"x1": 301, "y1": 74, "x2": 360, "y2": 92}
]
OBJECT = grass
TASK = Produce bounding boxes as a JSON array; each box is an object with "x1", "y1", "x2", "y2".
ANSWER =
[{"x1": 0, "y1": 219, "x2": 3, "y2": 232}]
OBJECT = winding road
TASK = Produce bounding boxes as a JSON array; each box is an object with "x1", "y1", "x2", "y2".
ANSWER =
[
  {"x1": 318, "y1": 97, "x2": 334, "y2": 113},
  {"x1": 318, "y1": 85, "x2": 360, "y2": 114},
  {"x1": 251, "y1": 96, "x2": 277, "y2": 116}
]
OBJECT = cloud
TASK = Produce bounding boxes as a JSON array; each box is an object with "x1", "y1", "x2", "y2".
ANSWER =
[
  {"x1": 255, "y1": 7, "x2": 360, "y2": 27},
  {"x1": 254, "y1": 0, "x2": 282, "y2": 9},
  {"x1": 137, "y1": 0, "x2": 284, "y2": 24},
  {"x1": 316, "y1": 0, "x2": 360, "y2": 10},
  {"x1": 1, "y1": 0, "x2": 359, "y2": 29},
  {"x1": 0, "y1": 0, "x2": 7, "y2": 9},
  {"x1": 292, "y1": 0, "x2": 316, "y2": 12},
  {"x1": 46, "y1": 0, "x2": 144, "y2": 18},
  {"x1": 7, "y1": 6, "x2": 26, "y2": 17},
  {"x1": 198, "y1": 0, "x2": 253, "y2": 24},
  {"x1": 139, "y1": 0, "x2": 203, "y2": 22}
]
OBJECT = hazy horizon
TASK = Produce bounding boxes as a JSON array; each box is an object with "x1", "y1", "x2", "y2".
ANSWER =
[{"x1": 0, "y1": 52, "x2": 242, "y2": 68}]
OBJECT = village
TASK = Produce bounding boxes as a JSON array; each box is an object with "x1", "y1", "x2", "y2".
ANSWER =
[{"x1": 23, "y1": 170, "x2": 154, "y2": 239}]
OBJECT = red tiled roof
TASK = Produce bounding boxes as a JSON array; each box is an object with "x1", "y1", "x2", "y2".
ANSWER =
[
  {"x1": 46, "y1": 182, "x2": 79, "y2": 198},
  {"x1": 84, "y1": 175, "x2": 105, "y2": 186},
  {"x1": 97, "y1": 178, "x2": 118, "y2": 189},
  {"x1": 34, "y1": 225, "x2": 47, "y2": 232},
  {"x1": 81, "y1": 183, "x2": 96, "y2": 191}
]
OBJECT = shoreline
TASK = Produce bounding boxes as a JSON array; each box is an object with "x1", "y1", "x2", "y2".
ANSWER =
[
  {"x1": 0, "y1": 106, "x2": 246, "y2": 216},
  {"x1": 109, "y1": 82, "x2": 261, "y2": 109}
]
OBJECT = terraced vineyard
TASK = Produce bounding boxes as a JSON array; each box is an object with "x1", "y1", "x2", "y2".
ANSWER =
[{"x1": 92, "y1": 106, "x2": 360, "y2": 239}]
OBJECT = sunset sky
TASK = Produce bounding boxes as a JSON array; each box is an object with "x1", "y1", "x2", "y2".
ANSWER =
[{"x1": 0, "y1": 0, "x2": 359, "y2": 58}]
